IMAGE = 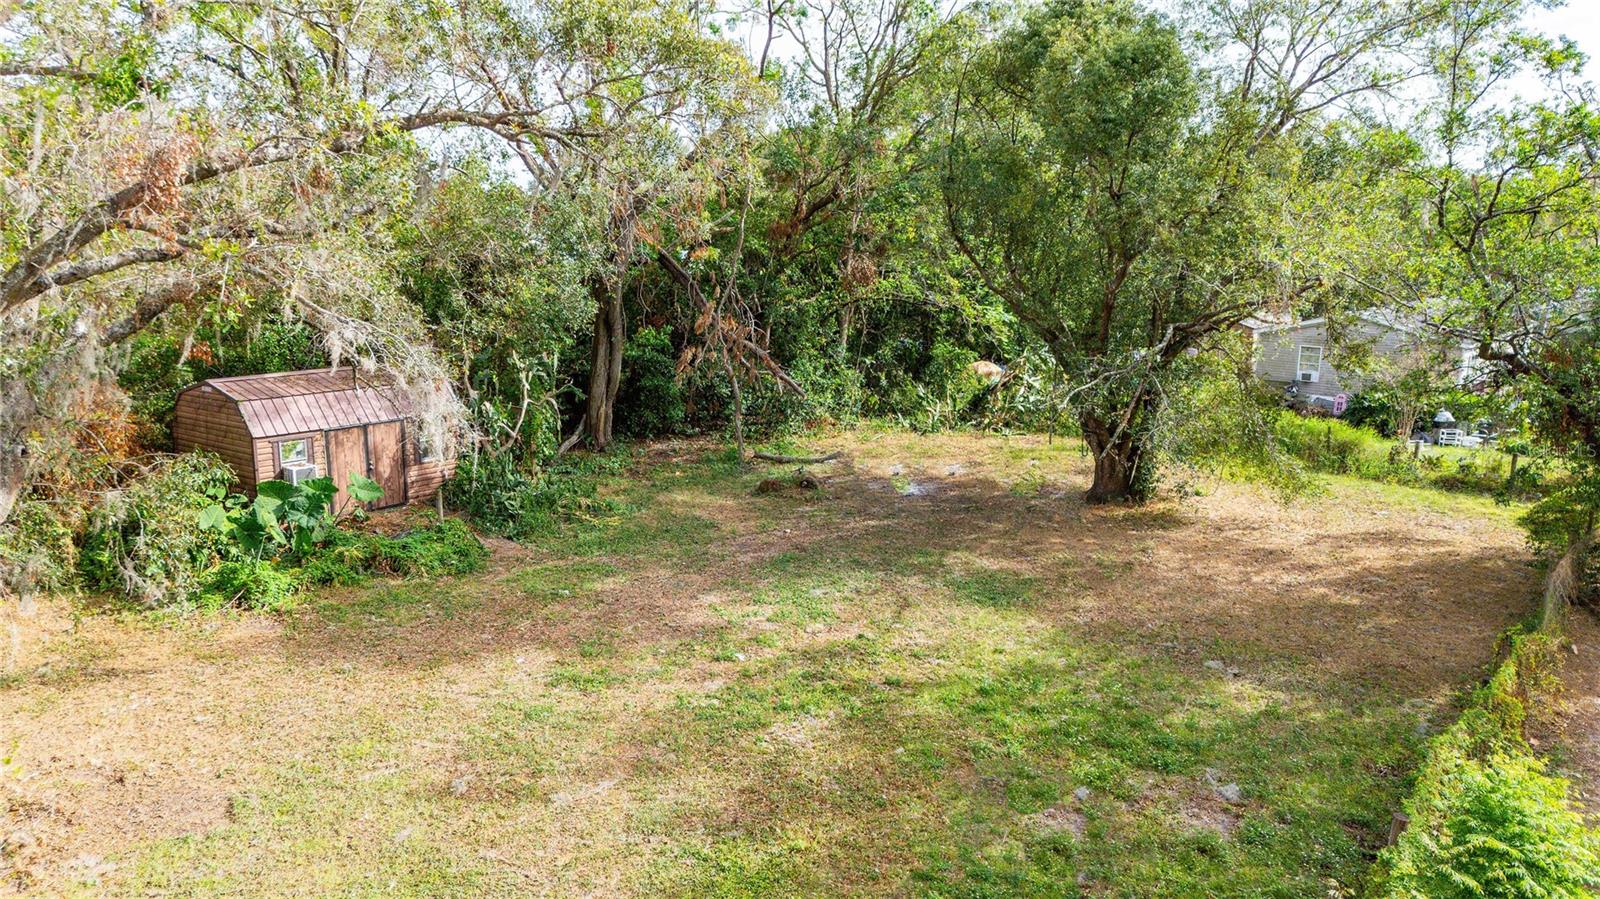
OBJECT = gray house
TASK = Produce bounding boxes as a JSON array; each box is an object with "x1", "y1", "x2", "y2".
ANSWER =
[{"x1": 1242, "y1": 313, "x2": 1481, "y2": 403}]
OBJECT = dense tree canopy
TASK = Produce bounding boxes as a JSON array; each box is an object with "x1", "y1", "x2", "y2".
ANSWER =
[
  {"x1": 941, "y1": 0, "x2": 1442, "y2": 500},
  {"x1": 4, "y1": 0, "x2": 1600, "y2": 581}
]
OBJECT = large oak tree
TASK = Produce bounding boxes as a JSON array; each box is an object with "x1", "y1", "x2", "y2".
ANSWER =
[{"x1": 941, "y1": 0, "x2": 1441, "y2": 501}]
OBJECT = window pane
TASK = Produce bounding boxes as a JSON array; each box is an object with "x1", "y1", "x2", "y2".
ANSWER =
[{"x1": 279, "y1": 439, "x2": 308, "y2": 464}]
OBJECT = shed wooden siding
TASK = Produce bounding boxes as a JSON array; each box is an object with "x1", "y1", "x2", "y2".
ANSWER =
[
  {"x1": 172, "y1": 368, "x2": 456, "y2": 506},
  {"x1": 1253, "y1": 319, "x2": 1412, "y2": 398},
  {"x1": 405, "y1": 433, "x2": 453, "y2": 503},
  {"x1": 172, "y1": 385, "x2": 258, "y2": 490},
  {"x1": 253, "y1": 432, "x2": 325, "y2": 485}
]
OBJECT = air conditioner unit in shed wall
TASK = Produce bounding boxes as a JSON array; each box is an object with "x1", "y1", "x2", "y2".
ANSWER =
[{"x1": 281, "y1": 461, "x2": 320, "y2": 485}]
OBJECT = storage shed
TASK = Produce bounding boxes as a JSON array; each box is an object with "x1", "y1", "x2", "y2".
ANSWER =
[{"x1": 172, "y1": 368, "x2": 454, "y2": 511}]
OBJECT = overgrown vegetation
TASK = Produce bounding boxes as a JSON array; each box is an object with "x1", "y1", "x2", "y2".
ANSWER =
[
  {"x1": 5, "y1": 0, "x2": 1600, "y2": 892},
  {"x1": 444, "y1": 451, "x2": 628, "y2": 541},
  {"x1": 77, "y1": 453, "x2": 235, "y2": 606},
  {"x1": 1272, "y1": 413, "x2": 1551, "y2": 500},
  {"x1": 1373, "y1": 629, "x2": 1600, "y2": 897},
  {"x1": 63, "y1": 453, "x2": 487, "y2": 611},
  {"x1": 298, "y1": 520, "x2": 489, "y2": 587}
]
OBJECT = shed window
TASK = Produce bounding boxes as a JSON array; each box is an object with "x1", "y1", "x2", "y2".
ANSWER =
[
  {"x1": 277, "y1": 438, "x2": 309, "y2": 466},
  {"x1": 416, "y1": 430, "x2": 439, "y2": 463},
  {"x1": 1297, "y1": 345, "x2": 1323, "y2": 383}
]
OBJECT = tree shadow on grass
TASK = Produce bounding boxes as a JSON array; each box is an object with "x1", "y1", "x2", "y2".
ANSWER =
[{"x1": 278, "y1": 450, "x2": 1533, "y2": 711}]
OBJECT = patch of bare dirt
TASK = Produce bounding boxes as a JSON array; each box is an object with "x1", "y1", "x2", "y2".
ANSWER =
[
  {"x1": 1537, "y1": 610, "x2": 1600, "y2": 819},
  {"x1": 799, "y1": 444, "x2": 1534, "y2": 697},
  {"x1": 1023, "y1": 804, "x2": 1088, "y2": 837}
]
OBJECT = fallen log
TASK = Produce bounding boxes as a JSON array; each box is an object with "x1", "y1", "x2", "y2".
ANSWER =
[{"x1": 751, "y1": 450, "x2": 842, "y2": 464}]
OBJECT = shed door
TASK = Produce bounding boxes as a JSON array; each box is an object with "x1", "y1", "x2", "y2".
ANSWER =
[
  {"x1": 326, "y1": 426, "x2": 369, "y2": 515},
  {"x1": 366, "y1": 421, "x2": 406, "y2": 509}
]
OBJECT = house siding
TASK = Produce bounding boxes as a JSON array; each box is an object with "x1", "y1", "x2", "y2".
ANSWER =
[
  {"x1": 1253, "y1": 320, "x2": 1413, "y2": 398},
  {"x1": 403, "y1": 426, "x2": 454, "y2": 503}
]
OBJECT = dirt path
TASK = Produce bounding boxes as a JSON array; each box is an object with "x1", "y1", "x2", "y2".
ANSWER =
[{"x1": 1544, "y1": 610, "x2": 1600, "y2": 818}]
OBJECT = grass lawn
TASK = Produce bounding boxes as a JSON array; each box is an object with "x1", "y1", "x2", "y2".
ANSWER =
[{"x1": 0, "y1": 429, "x2": 1541, "y2": 896}]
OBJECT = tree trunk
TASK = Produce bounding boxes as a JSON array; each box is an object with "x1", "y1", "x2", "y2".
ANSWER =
[
  {"x1": 719, "y1": 343, "x2": 746, "y2": 460},
  {"x1": 1080, "y1": 413, "x2": 1146, "y2": 504},
  {"x1": 0, "y1": 447, "x2": 22, "y2": 529},
  {"x1": 583, "y1": 280, "x2": 625, "y2": 450}
]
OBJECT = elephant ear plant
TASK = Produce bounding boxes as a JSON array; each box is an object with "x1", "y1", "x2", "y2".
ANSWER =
[{"x1": 200, "y1": 476, "x2": 384, "y2": 560}]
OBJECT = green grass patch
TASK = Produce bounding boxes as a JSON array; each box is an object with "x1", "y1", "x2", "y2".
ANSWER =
[
  {"x1": 508, "y1": 560, "x2": 620, "y2": 603},
  {"x1": 636, "y1": 605, "x2": 1423, "y2": 897},
  {"x1": 310, "y1": 581, "x2": 478, "y2": 628},
  {"x1": 547, "y1": 664, "x2": 624, "y2": 693},
  {"x1": 944, "y1": 569, "x2": 1039, "y2": 608}
]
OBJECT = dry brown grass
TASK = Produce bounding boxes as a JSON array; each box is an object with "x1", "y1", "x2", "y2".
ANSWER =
[{"x1": 0, "y1": 429, "x2": 1541, "y2": 896}]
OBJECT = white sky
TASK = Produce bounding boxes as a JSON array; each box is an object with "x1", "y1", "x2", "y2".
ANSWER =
[
  {"x1": 1523, "y1": 2, "x2": 1600, "y2": 92},
  {"x1": 1530, "y1": 2, "x2": 1600, "y2": 65}
]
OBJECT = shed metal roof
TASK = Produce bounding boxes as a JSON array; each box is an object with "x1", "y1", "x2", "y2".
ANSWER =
[{"x1": 184, "y1": 368, "x2": 412, "y2": 439}]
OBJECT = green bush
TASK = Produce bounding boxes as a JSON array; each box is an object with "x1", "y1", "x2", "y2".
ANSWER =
[
  {"x1": 1374, "y1": 630, "x2": 1600, "y2": 898},
  {"x1": 296, "y1": 530, "x2": 381, "y2": 586},
  {"x1": 200, "y1": 474, "x2": 382, "y2": 560},
  {"x1": 194, "y1": 559, "x2": 302, "y2": 612},
  {"x1": 1519, "y1": 479, "x2": 1600, "y2": 556},
  {"x1": 443, "y1": 454, "x2": 548, "y2": 538},
  {"x1": 1269, "y1": 411, "x2": 1546, "y2": 498},
  {"x1": 893, "y1": 340, "x2": 986, "y2": 432},
  {"x1": 1273, "y1": 412, "x2": 1392, "y2": 478},
  {"x1": 1166, "y1": 360, "x2": 1312, "y2": 494},
  {"x1": 1383, "y1": 752, "x2": 1600, "y2": 898},
  {"x1": 297, "y1": 520, "x2": 488, "y2": 585},
  {"x1": 368, "y1": 519, "x2": 488, "y2": 577},
  {"x1": 445, "y1": 451, "x2": 622, "y2": 541},
  {"x1": 0, "y1": 499, "x2": 78, "y2": 598},
  {"x1": 1342, "y1": 387, "x2": 1402, "y2": 436},
  {"x1": 79, "y1": 452, "x2": 236, "y2": 606},
  {"x1": 616, "y1": 325, "x2": 687, "y2": 438}
]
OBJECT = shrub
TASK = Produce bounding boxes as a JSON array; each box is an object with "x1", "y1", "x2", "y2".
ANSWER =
[
  {"x1": 443, "y1": 454, "x2": 547, "y2": 537},
  {"x1": 1342, "y1": 386, "x2": 1401, "y2": 436},
  {"x1": 367, "y1": 519, "x2": 488, "y2": 577},
  {"x1": 0, "y1": 500, "x2": 78, "y2": 599},
  {"x1": 616, "y1": 325, "x2": 686, "y2": 438},
  {"x1": 296, "y1": 530, "x2": 380, "y2": 586},
  {"x1": 1273, "y1": 412, "x2": 1384, "y2": 477},
  {"x1": 1519, "y1": 479, "x2": 1600, "y2": 556},
  {"x1": 445, "y1": 451, "x2": 622, "y2": 541},
  {"x1": 1381, "y1": 752, "x2": 1600, "y2": 899},
  {"x1": 200, "y1": 474, "x2": 382, "y2": 560},
  {"x1": 896, "y1": 340, "x2": 985, "y2": 432},
  {"x1": 193, "y1": 559, "x2": 302, "y2": 612},
  {"x1": 79, "y1": 452, "x2": 235, "y2": 606},
  {"x1": 1165, "y1": 360, "x2": 1313, "y2": 494},
  {"x1": 1374, "y1": 629, "x2": 1600, "y2": 898},
  {"x1": 297, "y1": 520, "x2": 488, "y2": 585},
  {"x1": 1268, "y1": 410, "x2": 1548, "y2": 499}
]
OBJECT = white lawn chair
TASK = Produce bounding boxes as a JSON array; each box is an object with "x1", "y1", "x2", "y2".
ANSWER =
[{"x1": 1437, "y1": 429, "x2": 1463, "y2": 446}]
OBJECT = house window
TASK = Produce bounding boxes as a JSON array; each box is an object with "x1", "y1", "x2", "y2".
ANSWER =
[
  {"x1": 1297, "y1": 345, "x2": 1323, "y2": 383},
  {"x1": 277, "y1": 438, "x2": 309, "y2": 466}
]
